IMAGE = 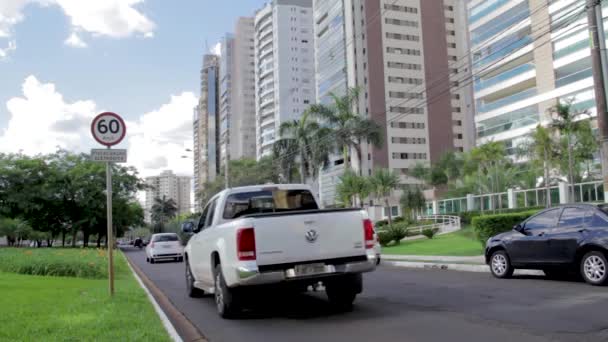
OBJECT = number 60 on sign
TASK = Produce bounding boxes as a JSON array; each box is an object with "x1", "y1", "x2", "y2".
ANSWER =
[{"x1": 91, "y1": 112, "x2": 126, "y2": 147}]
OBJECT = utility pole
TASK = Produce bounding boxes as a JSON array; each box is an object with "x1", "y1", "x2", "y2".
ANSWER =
[{"x1": 588, "y1": 0, "x2": 608, "y2": 202}]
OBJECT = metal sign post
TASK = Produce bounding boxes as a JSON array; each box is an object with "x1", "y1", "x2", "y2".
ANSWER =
[
  {"x1": 106, "y1": 148, "x2": 114, "y2": 295},
  {"x1": 91, "y1": 112, "x2": 127, "y2": 296}
]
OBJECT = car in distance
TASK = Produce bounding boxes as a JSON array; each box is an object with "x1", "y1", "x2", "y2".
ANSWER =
[
  {"x1": 146, "y1": 233, "x2": 184, "y2": 264},
  {"x1": 485, "y1": 204, "x2": 608, "y2": 285},
  {"x1": 182, "y1": 184, "x2": 378, "y2": 318}
]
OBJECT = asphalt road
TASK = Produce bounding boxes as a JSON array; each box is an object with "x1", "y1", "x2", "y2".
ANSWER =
[{"x1": 123, "y1": 248, "x2": 608, "y2": 342}]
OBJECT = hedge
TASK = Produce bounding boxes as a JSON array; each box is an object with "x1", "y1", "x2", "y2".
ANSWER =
[
  {"x1": 471, "y1": 210, "x2": 539, "y2": 244},
  {"x1": 446, "y1": 206, "x2": 545, "y2": 224}
]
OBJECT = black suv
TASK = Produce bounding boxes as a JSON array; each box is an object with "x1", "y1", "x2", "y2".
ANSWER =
[{"x1": 485, "y1": 204, "x2": 608, "y2": 285}]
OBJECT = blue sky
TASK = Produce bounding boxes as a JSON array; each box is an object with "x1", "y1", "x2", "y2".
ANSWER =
[{"x1": 0, "y1": 0, "x2": 266, "y2": 177}]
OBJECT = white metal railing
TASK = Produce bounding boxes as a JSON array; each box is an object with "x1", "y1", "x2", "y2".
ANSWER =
[
  {"x1": 427, "y1": 180, "x2": 604, "y2": 214},
  {"x1": 410, "y1": 215, "x2": 461, "y2": 235},
  {"x1": 376, "y1": 215, "x2": 461, "y2": 236}
]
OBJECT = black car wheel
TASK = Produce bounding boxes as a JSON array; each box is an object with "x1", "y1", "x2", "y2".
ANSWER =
[
  {"x1": 489, "y1": 250, "x2": 514, "y2": 279},
  {"x1": 325, "y1": 274, "x2": 361, "y2": 311},
  {"x1": 214, "y1": 264, "x2": 241, "y2": 318},
  {"x1": 580, "y1": 251, "x2": 608, "y2": 286},
  {"x1": 185, "y1": 260, "x2": 204, "y2": 297}
]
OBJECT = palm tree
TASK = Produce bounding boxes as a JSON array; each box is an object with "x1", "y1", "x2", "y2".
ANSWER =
[
  {"x1": 308, "y1": 87, "x2": 383, "y2": 174},
  {"x1": 335, "y1": 170, "x2": 370, "y2": 207},
  {"x1": 275, "y1": 111, "x2": 332, "y2": 184},
  {"x1": 549, "y1": 101, "x2": 585, "y2": 200},
  {"x1": 518, "y1": 125, "x2": 556, "y2": 207},
  {"x1": 151, "y1": 195, "x2": 177, "y2": 232},
  {"x1": 272, "y1": 139, "x2": 298, "y2": 183},
  {"x1": 409, "y1": 162, "x2": 430, "y2": 187},
  {"x1": 370, "y1": 169, "x2": 400, "y2": 226},
  {"x1": 400, "y1": 187, "x2": 426, "y2": 218}
]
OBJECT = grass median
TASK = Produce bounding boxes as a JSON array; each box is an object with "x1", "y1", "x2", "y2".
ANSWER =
[
  {"x1": 0, "y1": 248, "x2": 170, "y2": 341},
  {"x1": 381, "y1": 226, "x2": 484, "y2": 257}
]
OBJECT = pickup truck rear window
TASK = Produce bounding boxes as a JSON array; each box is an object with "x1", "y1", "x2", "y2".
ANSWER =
[{"x1": 223, "y1": 189, "x2": 319, "y2": 219}]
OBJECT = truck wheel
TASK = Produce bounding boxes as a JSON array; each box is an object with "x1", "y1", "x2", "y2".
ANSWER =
[
  {"x1": 214, "y1": 264, "x2": 241, "y2": 318},
  {"x1": 326, "y1": 274, "x2": 362, "y2": 311},
  {"x1": 185, "y1": 261, "x2": 204, "y2": 298}
]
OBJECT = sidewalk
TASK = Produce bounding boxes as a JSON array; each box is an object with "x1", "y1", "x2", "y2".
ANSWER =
[{"x1": 381, "y1": 254, "x2": 543, "y2": 275}]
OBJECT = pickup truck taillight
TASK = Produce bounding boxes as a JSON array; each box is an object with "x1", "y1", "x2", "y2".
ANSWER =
[
  {"x1": 237, "y1": 227, "x2": 256, "y2": 261},
  {"x1": 363, "y1": 219, "x2": 375, "y2": 249}
]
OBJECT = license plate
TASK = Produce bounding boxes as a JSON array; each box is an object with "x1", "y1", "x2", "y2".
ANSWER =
[
  {"x1": 162, "y1": 245, "x2": 171, "y2": 248},
  {"x1": 294, "y1": 263, "x2": 326, "y2": 276}
]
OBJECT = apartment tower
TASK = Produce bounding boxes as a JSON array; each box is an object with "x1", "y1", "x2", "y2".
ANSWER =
[{"x1": 254, "y1": 0, "x2": 316, "y2": 158}]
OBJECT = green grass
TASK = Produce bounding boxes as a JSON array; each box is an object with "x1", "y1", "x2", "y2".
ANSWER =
[
  {"x1": 381, "y1": 226, "x2": 484, "y2": 256},
  {"x1": 0, "y1": 247, "x2": 124, "y2": 278},
  {"x1": 0, "y1": 249, "x2": 170, "y2": 341}
]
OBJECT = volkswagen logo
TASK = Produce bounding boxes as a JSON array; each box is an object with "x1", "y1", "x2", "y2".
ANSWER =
[{"x1": 305, "y1": 229, "x2": 318, "y2": 243}]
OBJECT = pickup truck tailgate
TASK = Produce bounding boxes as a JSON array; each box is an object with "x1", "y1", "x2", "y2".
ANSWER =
[{"x1": 251, "y1": 209, "x2": 367, "y2": 266}]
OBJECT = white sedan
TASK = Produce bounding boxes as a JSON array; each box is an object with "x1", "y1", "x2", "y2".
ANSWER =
[{"x1": 145, "y1": 233, "x2": 184, "y2": 264}]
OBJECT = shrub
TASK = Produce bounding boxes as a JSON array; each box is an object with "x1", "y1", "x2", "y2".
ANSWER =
[
  {"x1": 472, "y1": 210, "x2": 539, "y2": 244},
  {"x1": 388, "y1": 223, "x2": 409, "y2": 244},
  {"x1": 393, "y1": 216, "x2": 405, "y2": 223},
  {"x1": 0, "y1": 248, "x2": 120, "y2": 279},
  {"x1": 446, "y1": 206, "x2": 545, "y2": 225},
  {"x1": 375, "y1": 219, "x2": 388, "y2": 228},
  {"x1": 422, "y1": 228, "x2": 439, "y2": 239},
  {"x1": 377, "y1": 231, "x2": 393, "y2": 247}
]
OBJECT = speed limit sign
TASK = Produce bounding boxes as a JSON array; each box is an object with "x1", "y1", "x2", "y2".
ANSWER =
[{"x1": 91, "y1": 112, "x2": 126, "y2": 147}]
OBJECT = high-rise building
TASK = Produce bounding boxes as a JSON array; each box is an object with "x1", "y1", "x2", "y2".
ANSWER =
[
  {"x1": 219, "y1": 34, "x2": 235, "y2": 169},
  {"x1": 467, "y1": 0, "x2": 601, "y2": 152},
  {"x1": 314, "y1": 0, "x2": 475, "y2": 207},
  {"x1": 254, "y1": 0, "x2": 316, "y2": 158},
  {"x1": 232, "y1": 17, "x2": 257, "y2": 159},
  {"x1": 314, "y1": 0, "x2": 369, "y2": 206},
  {"x1": 145, "y1": 170, "x2": 191, "y2": 223},
  {"x1": 193, "y1": 54, "x2": 220, "y2": 208}
]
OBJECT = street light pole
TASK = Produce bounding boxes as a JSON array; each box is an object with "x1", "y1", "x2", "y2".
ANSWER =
[{"x1": 587, "y1": 0, "x2": 608, "y2": 202}]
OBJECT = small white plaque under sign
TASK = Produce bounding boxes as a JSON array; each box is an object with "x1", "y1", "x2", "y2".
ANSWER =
[{"x1": 91, "y1": 149, "x2": 127, "y2": 163}]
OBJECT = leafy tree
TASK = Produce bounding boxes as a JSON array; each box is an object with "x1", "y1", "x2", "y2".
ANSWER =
[
  {"x1": 272, "y1": 139, "x2": 299, "y2": 183},
  {"x1": 308, "y1": 87, "x2": 383, "y2": 174},
  {"x1": 335, "y1": 170, "x2": 370, "y2": 207},
  {"x1": 151, "y1": 195, "x2": 178, "y2": 233},
  {"x1": 400, "y1": 187, "x2": 426, "y2": 218},
  {"x1": 275, "y1": 111, "x2": 331, "y2": 183},
  {"x1": 409, "y1": 163, "x2": 430, "y2": 186},
  {"x1": 518, "y1": 125, "x2": 557, "y2": 207},
  {"x1": 370, "y1": 169, "x2": 400, "y2": 227},
  {"x1": 196, "y1": 157, "x2": 280, "y2": 209},
  {"x1": 549, "y1": 101, "x2": 586, "y2": 199}
]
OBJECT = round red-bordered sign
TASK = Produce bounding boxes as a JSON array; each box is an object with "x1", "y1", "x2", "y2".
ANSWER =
[{"x1": 91, "y1": 112, "x2": 127, "y2": 147}]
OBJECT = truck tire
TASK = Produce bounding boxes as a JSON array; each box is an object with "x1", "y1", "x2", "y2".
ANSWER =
[
  {"x1": 214, "y1": 264, "x2": 241, "y2": 318},
  {"x1": 325, "y1": 274, "x2": 362, "y2": 311},
  {"x1": 185, "y1": 260, "x2": 204, "y2": 298}
]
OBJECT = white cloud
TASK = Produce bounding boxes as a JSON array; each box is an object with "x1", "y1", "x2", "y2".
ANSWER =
[
  {"x1": 0, "y1": 75, "x2": 197, "y2": 178},
  {"x1": 0, "y1": 0, "x2": 155, "y2": 53},
  {"x1": 64, "y1": 32, "x2": 86, "y2": 47},
  {"x1": 0, "y1": 40, "x2": 16, "y2": 59},
  {"x1": 0, "y1": 0, "x2": 29, "y2": 38},
  {"x1": 0, "y1": 75, "x2": 97, "y2": 154},
  {"x1": 127, "y1": 92, "x2": 197, "y2": 178},
  {"x1": 211, "y1": 42, "x2": 221, "y2": 56},
  {"x1": 53, "y1": 0, "x2": 155, "y2": 39}
]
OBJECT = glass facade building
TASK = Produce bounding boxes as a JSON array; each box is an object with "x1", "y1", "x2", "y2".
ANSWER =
[{"x1": 468, "y1": 0, "x2": 607, "y2": 152}]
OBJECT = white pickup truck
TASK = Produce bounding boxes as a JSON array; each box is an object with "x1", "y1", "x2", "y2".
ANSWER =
[{"x1": 182, "y1": 184, "x2": 378, "y2": 318}]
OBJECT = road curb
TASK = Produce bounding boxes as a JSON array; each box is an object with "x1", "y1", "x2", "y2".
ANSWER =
[
  {"x1": 124, "y1": 253, "x2": 208, "y2": 342},
  {"x1": 383, "y1": 260, "x2": 544, "y2": 276}
]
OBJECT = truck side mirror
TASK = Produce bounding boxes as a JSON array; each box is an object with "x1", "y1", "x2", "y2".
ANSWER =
[{"x1": 181, "y1": 221, "x2": 194, "y2": 234}]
